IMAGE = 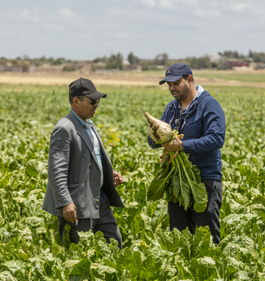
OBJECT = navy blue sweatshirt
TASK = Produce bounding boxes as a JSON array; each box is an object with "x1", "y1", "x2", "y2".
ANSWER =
[{"x1": 148, "y1": 90, "x2": 226, "y2": 180}]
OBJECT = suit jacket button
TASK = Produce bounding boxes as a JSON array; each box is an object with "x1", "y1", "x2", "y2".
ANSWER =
[
  {"x1": 84, "y1": 154, "x2": 87, "y2": 157},
  {"x1": 91, "y1": 176, "x2": 93, "y2": 179}
]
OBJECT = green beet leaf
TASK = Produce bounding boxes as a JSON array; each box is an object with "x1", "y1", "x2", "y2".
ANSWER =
[
  {"x1": 148, "y1": 159, "x2": 174, "y2": 201},
  {"x1": 190, "y1": 181, "x2": 208, "y2": 213},
  {"x1": 148, "y1": 148, "x2": 207, "y2": 213},
  {"x1": 190, "y1": 256, "x2": 220, "y2": 280},
  {"x1": 0, "y1": 271, "x2": 17, "y2": 281},
  {"x1": 148, "y1": 177, "x2": 169, "y2": 201}
]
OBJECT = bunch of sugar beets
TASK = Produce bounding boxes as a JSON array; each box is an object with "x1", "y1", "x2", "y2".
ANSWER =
[{"x1": 144, "y1": 112, "x2": 207, "y2": 213}]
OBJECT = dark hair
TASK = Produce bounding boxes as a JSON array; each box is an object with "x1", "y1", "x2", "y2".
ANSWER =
[
  {"x1": 183, "y1": 75, "x2": 194, "y2": 84},
  {"x1": 69, "y1": 95, "x2": 84, "y2": 104}
]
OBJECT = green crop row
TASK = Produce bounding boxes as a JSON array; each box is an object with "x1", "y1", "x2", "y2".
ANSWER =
[{"x1": 0, "y1": 83, "x2": 265, "y2": 280}]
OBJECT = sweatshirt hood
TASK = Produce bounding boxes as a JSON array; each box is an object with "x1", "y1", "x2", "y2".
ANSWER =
[{"x1": 169, "y1": 90, "x2": 211, "y2": 117}]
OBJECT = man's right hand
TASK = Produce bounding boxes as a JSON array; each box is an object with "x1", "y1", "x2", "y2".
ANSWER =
[
  {"x1": 162, "y1": 132, "x2": 183, "y2": 152},
  {"x1": 63, "y1": 203, "x2": 77, "y2": 223}
]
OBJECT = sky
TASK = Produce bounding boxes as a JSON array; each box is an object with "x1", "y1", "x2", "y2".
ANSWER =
[{"x1": 0, "y1": 0, "x2": 264, "y2": 60}]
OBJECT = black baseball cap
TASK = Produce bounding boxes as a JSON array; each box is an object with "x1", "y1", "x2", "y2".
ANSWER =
[
  {"x1": 159, "y1": 63, "x2": 193, "y2": 85},
  {"x1": 69, "y1": 78, "x2": 107, "y2": 99}
]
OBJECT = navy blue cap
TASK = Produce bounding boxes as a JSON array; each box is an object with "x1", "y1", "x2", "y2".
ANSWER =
[{"x1": 159, "y1": 63, "x2": 193, "y2": 85}]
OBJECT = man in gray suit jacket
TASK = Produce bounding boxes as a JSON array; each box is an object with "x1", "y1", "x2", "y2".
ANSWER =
[{"x1": 42, "y1": 78, "x2": 125, "y2": 248}]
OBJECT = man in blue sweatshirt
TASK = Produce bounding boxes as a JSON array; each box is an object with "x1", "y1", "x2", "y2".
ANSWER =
[{"x1": 148, "y1": 63, "x2": 226, "y2": 245}]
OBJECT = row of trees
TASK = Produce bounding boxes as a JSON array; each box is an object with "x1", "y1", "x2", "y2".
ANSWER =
[
  {"x1": 1, "y1": 50, "x2": 265, "y2": 71},
  {"x1": 0, "y1": 56, "x2": 77, "y2": 67},
  {"x1": 93, "y1": 53, "x2": 124, "y2": 70},
  {"x1": 91, "y1": 50, "x2": 265, "y2": 71},
  {"x1": 248, "y1": 51, "x2": 265, "y2": 63},
  {"x1": 218, "y1": 50, "x2": 265, "y2": 63},
  {"x1": 92, "y1": 52, "x2": 174, "y2": 71}
]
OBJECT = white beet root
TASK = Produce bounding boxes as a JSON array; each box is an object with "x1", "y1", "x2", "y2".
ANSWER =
[{"x1": 144, "y1": 112, "x2": 172, "y2": 144}]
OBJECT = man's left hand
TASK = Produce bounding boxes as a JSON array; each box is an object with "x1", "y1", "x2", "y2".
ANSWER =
[{"x1": 113, "y1": 170, "x2": 125, "y2": 187}]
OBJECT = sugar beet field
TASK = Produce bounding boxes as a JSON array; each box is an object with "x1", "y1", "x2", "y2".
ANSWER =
[{"x1": 1, "y1": 83, "x2": 265, "y2": 280}]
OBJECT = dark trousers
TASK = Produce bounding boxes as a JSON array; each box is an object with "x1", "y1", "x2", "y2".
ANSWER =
[
  {"x1": 168, "y1": 179, "x2": 222, "y2": 245},
  {"x1": 58, "y1": 189, "x2": 122, "y2": 249}
]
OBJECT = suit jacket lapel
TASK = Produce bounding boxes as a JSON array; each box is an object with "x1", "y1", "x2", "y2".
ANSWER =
[{"x1": 68, "y1": 111, "x2": 100, "y2": 170}]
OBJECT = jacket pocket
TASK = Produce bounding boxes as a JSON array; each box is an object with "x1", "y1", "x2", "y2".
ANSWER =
[
  {"x1": 186, "y1": 114, "x2": 202, "y2": 124},
  {"x1": 68, "y1": 182, "x2": 80, "y2": 188},
  {"x1": 67, "y1": 182, "x2": 85, "y2": 208},
  {"x1": 182, "y1": 115, "x2": 203, "y2": 138}
]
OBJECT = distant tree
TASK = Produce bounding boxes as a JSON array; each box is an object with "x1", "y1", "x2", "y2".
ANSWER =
[
  {"x1": 93, "y1": 56, "x2": 108, "y2": 63},
  {"x1": 248, "y1": 50, "x2": 265, "y2": 63},
  {"x1": 127, "y1": 52, "x2": 139, "y2": 65},
  {"x1": 52, "y1": 57, "x2": 67, "y2": 65},
  {"x1": 186, "y1": 56, "x2": 211, "y2": 69},
  {"x1": 32, "y1": 59, "x2": 42, "y2": 66},
  {"x1": 48, "y1": 57, "x2": 54, "y2": 64},
  {"x1": 154, "y1": 53, "x2": 168, "y2": 65},
  {"x1": 106, "y1": 53, "x2": 123, "y2": 70},
  {"x1": 141, "y1": 61, "x2": 149, "y2": 71},
  {"x1": 93, "y1": 57, "x2": 102, "y2": 63},
  {"x1": 39, "y1": 56, "x2": 47, "y2": 62},
  {"x1": 218, "y1": 50, "x2": 246, "y2": 60},
  {"x1": 226, "y1": 51, "x2": 239, "y2": 58},
  {"x1": 140, "y1": 60, "x2": 161, "y2": 71},
  {"x1": 211, "y1": 62, "x2": 218, "y2": 68}
]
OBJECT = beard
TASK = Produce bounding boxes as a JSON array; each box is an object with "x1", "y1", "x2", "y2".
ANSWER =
[{"x1": 171, "y1": 83, "x2": 190, "y2": 101}]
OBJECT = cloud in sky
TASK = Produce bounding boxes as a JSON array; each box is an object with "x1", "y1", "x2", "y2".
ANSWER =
[
  {"x1": 142, "y1": 0, "x2": 156, "y2": 7},
  {"x1": 159, "y1": 0, "x2": 175, "y2": 9},
  {"x1": 18, "y1": 9, "x2": 39, "y2": 22},
  {"x1": 0, "y1": 0, "x2": 264, "y2": 60},
  {"x1": 142, "y1": 0, "x2": 198, "y2": 9},
  {"x1": 229, "y1": 2, "x2": 249, "y2": 13},
  {"x1": 59, "y1": 8, "x2": 76, "y2": 19}
]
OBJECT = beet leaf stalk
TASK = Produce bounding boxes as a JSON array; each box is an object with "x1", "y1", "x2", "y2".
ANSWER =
[{"x1": 165, "y1": 151, "x2": 207, "y2": 212}]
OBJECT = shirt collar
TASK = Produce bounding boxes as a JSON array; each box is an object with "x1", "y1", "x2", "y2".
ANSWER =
[{"x1": 71, "y1": 109, "x2": 93, "y2": 127}]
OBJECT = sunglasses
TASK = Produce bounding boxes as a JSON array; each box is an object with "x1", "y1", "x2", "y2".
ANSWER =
[{"x1": 79, "y1": 97, "x2": 100, "y2": 105}]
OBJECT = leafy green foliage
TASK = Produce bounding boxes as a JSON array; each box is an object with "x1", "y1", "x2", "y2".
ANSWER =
[
  {"x1": 1, "y1": 84, "x2": 265, "y2": 279},
  {"x1": 148, "y1": 150, "x2": 207, "y2": 213}
]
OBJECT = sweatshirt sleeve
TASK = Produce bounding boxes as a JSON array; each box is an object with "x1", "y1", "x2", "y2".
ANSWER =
[
  {"x1": 147, "y1": 134, "x2": 162, "y2": 148},
  {"x1": 182, "y1": 98, "x2": 226, "y2": 154}
]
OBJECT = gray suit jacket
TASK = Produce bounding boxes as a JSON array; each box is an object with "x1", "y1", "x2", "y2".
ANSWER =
[{"x1": 42, "y1": 110, "x2": 124, "y2": 219}]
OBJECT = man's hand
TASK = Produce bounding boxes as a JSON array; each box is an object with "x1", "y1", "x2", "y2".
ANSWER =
[
  {"x1": 63, "y1": 203, "x2": 77, "y2": 223},
  {"x1": 162, "y1": 133, "x2": 183, "y2": 152},
  {"x1": 113, "y1": 170, "x2": 125, "y2": 187}
]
